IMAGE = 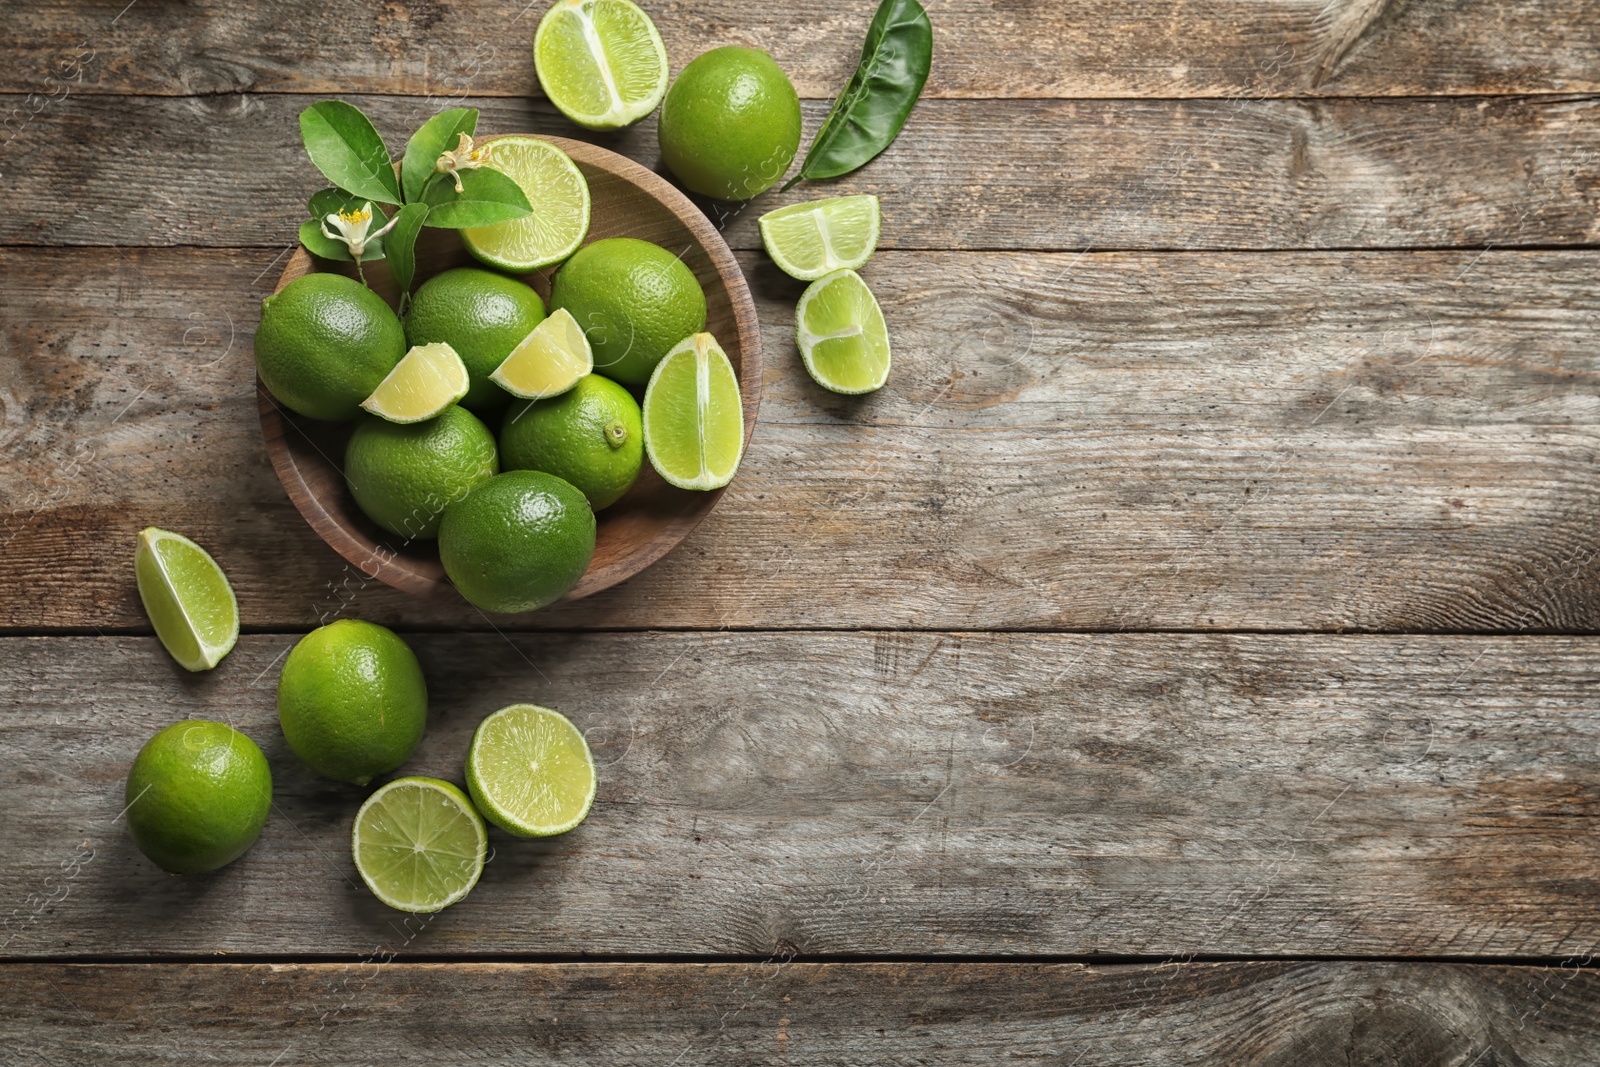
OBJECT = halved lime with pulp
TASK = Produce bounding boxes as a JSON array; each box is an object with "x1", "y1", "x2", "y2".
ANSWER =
[
  {"x1": 134, "y1": 527, "x2": 239, "y2": 672},
  {"x1": 352, "y1": 776, "x2": 488, "y2": 913},
  {"x1": 465, "y1": 704, "x2": 597, "y2": 838},
  {"x1": 759, "y1": 195, "x2": 881, "y2": 281},
  {"x1": 795, "y1": 268, "x2": 891, "y2": 395},
  {"x1": 535, "y1": 0, "x2": 668, "y2": 131},
  {"x1": 642, "y1": 332, "x2": 744, "y2": 491},
  {"x1": 490, "y1": 308, "x2": 593, "y2": 399},
  {"x1": 462, "y1": 137, "x2": 591, "y2": 272},
  {"x1": 361, "y1": 342, "x2": 471, "y2": 423}
]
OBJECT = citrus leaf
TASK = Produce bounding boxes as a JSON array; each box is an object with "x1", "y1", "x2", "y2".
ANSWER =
[
  {"x1": 402, "y1": 108, "x2": 478, "y2": 203},
  {"x1": 299, "y1": 100, "x2": 402, "y2": 206},
  {"x1": 298, "y1": 218, "x2": 353, "y2": 261},
  {"x1": 384, "y1": 203, "x2": 430, "y2": 298},
  {"x1": 420, "y1": 166, "x2": 533, "y2": 228}
]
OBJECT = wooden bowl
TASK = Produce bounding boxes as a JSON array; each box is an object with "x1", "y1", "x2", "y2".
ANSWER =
[{"x1": 259, "y1": 135, "x2": 762, "y2": 603}]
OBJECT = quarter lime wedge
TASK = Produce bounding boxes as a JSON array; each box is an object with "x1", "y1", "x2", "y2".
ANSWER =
[
  {"x1": 759, "y1": 195, "x2": 881, "y2": 281},
  {"x1": 642, "y1": 332, "x2": 744, "y2": 491},
  {"x1": 535, "y1": 0, "x2": 668, "y2": 131},
  {"x1": 490, "y1": 308, "x2": 593, "y2": 399},
  {"x1": 352, "y1": 777, "x2": 488, "y2": 913},
  {"x1": 134, "y1": 527, "x2": 239, "y2": 672},
  {"x1": 795, "y1": 268, "x2": 891, "y2": 395},
  {"x1": 465, "y1": 704, "x2": 597, "y2": 838},
  {"x1": 361, "y1": 342, "x2": 470, "y2": 423},
  {"x1": 462, "y1": 137, "x2": 591, "y2": 272}
]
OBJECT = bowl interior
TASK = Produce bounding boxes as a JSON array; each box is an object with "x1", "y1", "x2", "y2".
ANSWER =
[{"x1": 260, "y1": 135, "x2": 762, "y2": 604}]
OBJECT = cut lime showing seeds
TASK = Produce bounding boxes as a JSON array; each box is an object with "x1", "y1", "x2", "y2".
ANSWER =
[
  {"x1": 759, "y1": 195, "x2": 881, "y2": 281},
  {"x1": 353, "y1": 776, "x2": 487, "y2": 913},
  {"x1": 462, "y1": 137, "x2": 591, "y2": 272},
  {"x1": 642, "y1": 332, "x2": 744, "y2": 491},
  {"x1": 490, "y1": 308, "x2": 593, "y2": 399},
  {"x1": 134, "y1": 527, "x2": 239, "y2": 672},
  {"x1": 465, "y1": 704, "x2": 597, "y2": 838},
  {"x1": 795, "y1": 268, "x2": 891, "y2": 395},
  {"x1": 361, "y1": 342, "x2": 471, "y2": 423},
  {"x1": 535, "y1": 0, "x2": 668, "y2": 132}
]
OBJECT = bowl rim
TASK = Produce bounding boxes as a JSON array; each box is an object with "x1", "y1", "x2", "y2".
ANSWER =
[{"x1": 257, "y1": 133, "x2": 763, "y2": 604}]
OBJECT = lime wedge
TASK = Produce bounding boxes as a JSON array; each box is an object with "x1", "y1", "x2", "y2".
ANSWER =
[
  {"x1": 465, "y1": 704, "x2": 597, "y2": 838},
  {"x1": 134, "y1": 527, "x2": 239, "y2": 672},
  {"x1": 360, "y1": 342, "x2": 470, "y2": 423},
  {"x1": 759, "y1": 195, "x2": 881, "y2": 281},
  {"x1": 490, "y1": 308, "x2": 593, "y2": 399},
  {"x1": 642, "y1": 332, "x2": 744, "y2": 490},
  {"x1": 462, "y1": 137, "x2": 591, "y2": 272},
  {"x1": 352, "y1": 777, "x2": 487, "y2": 913},
  {"x1": 535, "y1": 0, "x2": 668, "y2": 131},
  {"x1": 795, "y1": 268, "x2": 891, "y2": 395}
]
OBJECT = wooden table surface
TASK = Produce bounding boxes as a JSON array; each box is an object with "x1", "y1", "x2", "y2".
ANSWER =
[{"x1": 4, "y1": 1, "x2": 1599, "y2": 1063}]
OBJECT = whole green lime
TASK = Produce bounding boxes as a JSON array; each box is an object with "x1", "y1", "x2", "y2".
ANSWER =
[
  {"x1": 345, "y1": 407, "x2": 499, "y2": 540},
  {"x1": 277, "y1": 620, "x2": 428, "y2": 785},
  {"x1": 501, "y1": 374, "x2": 643, "y2": 511},
  {"x1": 549, "y1": 238, "x2": 706, "y2": 385},
  {"x1": 255, "y1": 273, "x2": 406, "y2": 421},
  {"x1": 438, "y1": 470, "x2": 596, "y2": 613},
  {"x1": 125, "y1": 720, "x2": 272, "y2": 874},
  {"x1": 658, "y1": 46, "x2": 802, "y2": 200},
  {"x1": 405, "y1": 268, "x2": 546, "y2": 412}
]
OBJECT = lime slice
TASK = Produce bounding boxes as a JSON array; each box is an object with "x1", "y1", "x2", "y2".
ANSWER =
[
  {"x1": 134, "y1": 527, "x2": 239, "y2": 672},
  {"x1": 489, "y1": 308, "x2": 593, "y2": 399},
  {"x1": 462, "y1": 137, "x2": 591, "y2": 272},
  {"x1": 642, "y1": 332, "x2": 744, "y2": 491},
  {"x1": 360, "y1": 342, "x2": 470, "y2": 423},
  {"x1": 352, "y1": 776, "x2": 488, "y2": 913},
  {"x1": 534, "y1": 0, "x2": 668, "y2": 132},
  {"x1": 759, "y1": 195, "x2": 881, "y2": 281},
  {"x1": 795, "y1": 268, "x2": 891, "y2": 395},
  {"x1": 465, "y1": 704, "x2": 597, "y2": 838}
]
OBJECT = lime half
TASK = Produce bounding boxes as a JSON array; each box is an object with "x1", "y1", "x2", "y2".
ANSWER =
[
  {"x1": 795, "y1": 268, "x2": 891, "y2": 395},
  {"x1": 535, "y1": 0, "x2": 668, "y2": 131},
  {"x1": 135, "y1": 527, "x2": 239, "y2": 672},
  {"x1": 353, "y1": 777, "x2": 487, "y2": 912},
  {"x1": 465, "y1": 704, "x2": 597, "y2": 838},
  {"x1": 463, "y1": 137, "x2": 591, "y2": 272},
  {"x1": 759, "y1": 195, "x2": 881, "y2": 281},
  {"x1": 361, "y1": 342, "x2": 471, "y2": 423},
  {"x1": 642, "y1": 332, "x2": 744, "y2": 490},
  {"x1": 490, "y1": 308, "x2": 593, "y2": 399}
]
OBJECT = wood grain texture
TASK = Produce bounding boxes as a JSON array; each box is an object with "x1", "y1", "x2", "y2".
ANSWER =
[
  {"x1": 4, "y1": 246, "x2": 1600, "y2": 633},
  {"x1": 2, "y1": 632, "x2": 1596, "y2": 958},
  {"x1": 5, "y1": 94, "x2": 1600, "y2": 252},
  {"x1": 5, "y1": 0, "x2": 1598, "y2": 99},
  {"x1": 4, "y1": 961, "x2": 1599, "y2": 1065}
]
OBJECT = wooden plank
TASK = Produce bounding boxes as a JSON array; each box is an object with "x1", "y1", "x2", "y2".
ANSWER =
[
  {"x1": 5, "y1": 0, "x2": 1598, "y2": 99},
  {"x1": 5, "y1": 94, "x2": 1600, "y2": 251},
  {"x1": 2, "y1": 632, "x2": 1596, "y2": 958},
  {"x1": 4, "y1": 245, "x2": 1600, "y2": 633},
  {"x1": 4, "y1": 961, "x2": 1599, "y2": 1064}
]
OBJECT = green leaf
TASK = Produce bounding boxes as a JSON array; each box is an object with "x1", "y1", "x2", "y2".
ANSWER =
[
  {"x1": 384, "y1": 203, "x2": 430, "y2": 299},
  {"x1": 401, "y1": 108, "x2": 478, "y2": 204},
  {"x1": 298, "y1": 194, "x2": 390, "y2": 262},
  {"x1": 298, "y1": 218, "x2": 353, "y2": 261},
  {"x1": 784, "y1": 0, "x2": 932, "y2": 190},
  {"x1": 420, "y1": 166, "x2": 532, "y2": 228},
  {"x1": 308, "y1": 186, "x2": 368, "y2": 220},
  {"x1": 299, "y1": 100, "x2": 402, "y2": 206}
]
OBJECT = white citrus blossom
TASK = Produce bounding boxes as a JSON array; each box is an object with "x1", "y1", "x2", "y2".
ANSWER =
[
  {"x1": 320, "y1": 202, "x2": 398, "y2": 261},
  {"x1": 435, "y1": 133, "x2": 495, "y2": 193}
]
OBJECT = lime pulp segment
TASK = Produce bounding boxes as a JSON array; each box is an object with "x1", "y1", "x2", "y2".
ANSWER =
[
  {"x1": 353, "y1": 777, "x2": 487, "y2": 913},
  {"x1": 361, "y1": 342, "x2": 471, "y2": 423},
  {"x1": 134, "y1": 527, "x2": 239, "y2": 672},
  {"x1": 462, "y1": 137, "x2": 591, "y2": 271},
  {"x1": 490, "y1": 307, "x2": 594, "y2": 399},
  {"x1": 642, "y1": 333, "x2": 744, "y2": 491},
  {"x1": 535, "y1": 0, "x2": 669, "y2": 131},
  {"x1": 465, "y1": 704, "x2": 597, "y2": 838},
  {"x1": 795, "y1": 268, "x2": 892, "y2": 395},
  {"x1": 759, "y1": 195, "x2": 881, "y2": 281}
]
